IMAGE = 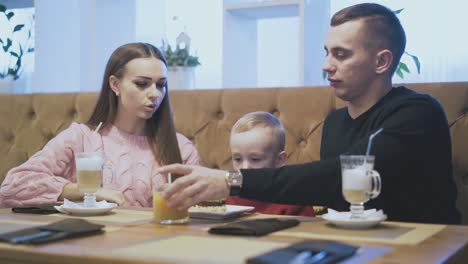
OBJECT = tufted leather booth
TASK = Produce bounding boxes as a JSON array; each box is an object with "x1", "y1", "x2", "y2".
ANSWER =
[{"x1": 1, "y1": 83, "x2": 467, "y2": 223}]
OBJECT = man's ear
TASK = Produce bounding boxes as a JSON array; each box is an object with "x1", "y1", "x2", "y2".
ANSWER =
[
  {"x1": 109, "y1": 75, "x2": 120, "y2": 96},
  {"x1": 275, "y1": 151, "x2": 288, "y2": 167},
  {"x1": 375, "y1": 49, "x2": 393, "y2": 75}
]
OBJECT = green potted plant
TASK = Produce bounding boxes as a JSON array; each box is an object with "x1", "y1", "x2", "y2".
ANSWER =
[
  {"x1": 0, "y1": 4, "x2": 34, "y2": 81},
  {"x1": 162, "y1": 43, "x2": 200, "y2": 68}
]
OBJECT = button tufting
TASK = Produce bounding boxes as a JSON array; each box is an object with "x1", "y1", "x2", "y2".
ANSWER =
[
  {"x1": 45, "y1": 132, "x2": 55, "y2": 141},
  {"x1": 69, "y1": 109, "x2": 78, "y2": 119},
  {"x1": 299, "y1": 139, "x2": 307, "y2": 148},
  {"x1": 7, "y1": 133, "x2": 15, "y2": 143},
  {"x1": 216, "y1": 110, "x2": 224, "y2": 119},
  {"x1": 271, "y1": 108, "x2": 280, "y2": 117},
  {"x1": 27, "y1": 110, "x2": 36, "y2": 120}
]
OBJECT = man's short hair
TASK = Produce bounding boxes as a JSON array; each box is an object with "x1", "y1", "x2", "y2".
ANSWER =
[
  {"x1": 231, "y1": 111, "x2": 285, "y2": 152},
  {"x1": 331, "y1": 3, "x2": 406, "y2": 75}
]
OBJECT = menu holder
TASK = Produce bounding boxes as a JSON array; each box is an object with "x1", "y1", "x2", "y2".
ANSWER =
[
  {"x1": 209, "y1": 218, "x2": 300, "y2": 236},
  {"x1": 0, "y1": 219, "x2": 104, "y2": 244},
  {"x1": 12, "y1": 204, "x2": 59, "y2": 215},
  {"x1": 247, "y1": 240, "x2": 358, "y2": 264}
]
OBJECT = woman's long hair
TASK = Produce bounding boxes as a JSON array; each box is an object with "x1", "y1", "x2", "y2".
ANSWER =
[{"x1": 87, "y1": 42, "x2": 182, "y2": 165}]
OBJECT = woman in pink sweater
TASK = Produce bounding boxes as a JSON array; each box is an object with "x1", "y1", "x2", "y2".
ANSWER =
[{"x1": 0, "y1": 43, "x2": 200, "y2": 207}]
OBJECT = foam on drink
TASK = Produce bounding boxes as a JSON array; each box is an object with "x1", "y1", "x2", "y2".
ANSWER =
[
  {"x1": 342, "y1": 167, "x2": 371, "y2": 204},
  {"x1": 76, "y1": 155, "x2": 103, "y2": 171}
]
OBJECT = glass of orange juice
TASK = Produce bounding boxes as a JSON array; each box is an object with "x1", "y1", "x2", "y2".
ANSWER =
[{"x1": 153, "y1": 175, "x2": 189, "y2": 224}]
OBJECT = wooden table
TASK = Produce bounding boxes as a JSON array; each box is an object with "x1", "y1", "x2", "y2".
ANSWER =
[{"x1": 0, "y1": 208, "x2": 467, "y2": 264}]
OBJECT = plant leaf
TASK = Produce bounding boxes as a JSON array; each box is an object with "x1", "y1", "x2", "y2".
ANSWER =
[
  {"x1": 13, "y1": 24, "x2": 25, "y2": 32},
  {"x1": 0, "y1": 5, "x2": 6, "y2": 13},
  {"x1": 322, "y1": 71, "x2": 328, "y2": 80},
  {"x1": 6, "y1": 11, "x2": 14, "y2": 20},
  {"x1": 394, "y1": 8, "x2": 404, "y2": 14},
  {"x1": 396, "y1": 67, "x2": 403, "y2": 78},
  {"x1": 10, "y1": 51, "x2": 19, "y2": 58},
  {"x1": 409, "y1": 54, "x2": 421, "y2": 74},
  {"x1": 3, "y1": 38, "x2": 12, "y2": 52},
  {"x1": 0, "y1": 38, "x2": 3, "y2": 45},
  {"x1": 399, "y1": 62, "x2": 410, "y2": 73}
]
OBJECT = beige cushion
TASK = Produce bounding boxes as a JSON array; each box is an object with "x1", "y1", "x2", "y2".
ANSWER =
[{"x1": 1, "y1": 83, "x2": 467, "y2": 223}]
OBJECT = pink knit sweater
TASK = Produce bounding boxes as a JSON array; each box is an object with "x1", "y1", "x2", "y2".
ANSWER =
[{"x1": 0, "y1": 123, "x2": 200, "y2": 207}]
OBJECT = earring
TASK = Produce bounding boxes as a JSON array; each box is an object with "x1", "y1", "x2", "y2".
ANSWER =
[{"x1": 115, "y1": 92, "x2": 120, "y2": 96}]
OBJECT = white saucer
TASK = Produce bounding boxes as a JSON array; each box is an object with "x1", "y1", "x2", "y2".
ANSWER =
[
  {"x1": 189, "y1": 205, "x2": 254, "y2": 220},
  {"x1": 54, "y1": 202, "x2": 118, "y2": 216},
  {"x1": 322, "y1": 211, "x2": 387, "y2": 229}
]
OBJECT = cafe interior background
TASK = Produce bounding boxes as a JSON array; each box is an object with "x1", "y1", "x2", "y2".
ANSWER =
[{"x1": 0, "y1": 0, "x2": 466, "y2": 94}]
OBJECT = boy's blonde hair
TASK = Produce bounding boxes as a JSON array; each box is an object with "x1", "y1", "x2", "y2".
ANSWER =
[{"x1": 231, "y1": 111, "x2": 285, "y2": 152}]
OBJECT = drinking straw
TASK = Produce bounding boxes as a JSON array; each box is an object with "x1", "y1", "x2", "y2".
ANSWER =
[
  {"x1": 364, "y1": 128, "x2": 383, "y2": 164},
  {"x1": 94, "y1": 122, "x2": 103, "y2": 133}
]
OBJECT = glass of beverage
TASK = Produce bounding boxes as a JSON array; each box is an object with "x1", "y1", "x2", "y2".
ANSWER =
[
  {"x1": 153, "y1": 176, "x2": 189, "y2": 225},
  {"x1": 75, "y1": 152, "x2": 104, "y2": 208},
  {"x1": 340, "y1": 155, "x2": 381, "y2": 219}
]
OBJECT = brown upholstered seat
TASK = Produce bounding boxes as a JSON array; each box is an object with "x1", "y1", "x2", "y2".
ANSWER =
[{"x1": 1, "y1": 83, "x2": 466, "y2": 223}]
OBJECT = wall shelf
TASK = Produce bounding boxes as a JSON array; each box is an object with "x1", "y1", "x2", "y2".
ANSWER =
[{"x1": 222, "y1": 0, "x2": 330, "y2": 88}]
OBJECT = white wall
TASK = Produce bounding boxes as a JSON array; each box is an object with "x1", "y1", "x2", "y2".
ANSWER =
[
  {"x1": 16, "y1": 0, "x2": 468, "y2": 93},
  {"x1": 257, "y1": 17, "x2": 300, "y2": 87},
  {"x1": 35, "y1": 0, "x2": 135, "y2": 93},
  {"x1": 35, "y1": 0, "x2": 82, "y2": 93}
]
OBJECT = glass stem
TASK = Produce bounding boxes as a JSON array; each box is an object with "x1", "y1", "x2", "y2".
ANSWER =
[
  {"x1": 83, "y1": 193, "x2": 96, "y2": 208},
  {"x1": 350, "y1": 204, "x2": 364, "y2": 219}
]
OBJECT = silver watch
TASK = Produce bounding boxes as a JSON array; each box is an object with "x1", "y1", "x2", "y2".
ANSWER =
[{"x1": 226, "y1": 170, "x2": 243, "y2": 196}]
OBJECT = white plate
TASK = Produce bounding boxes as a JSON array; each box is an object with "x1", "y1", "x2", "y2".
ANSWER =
[
  {"x1": 54, "y1": 202, "x2": 118, "y2": 216},
  {"x1": 322, "y1": 212, "x2": 387, "y2": 229},
  {"x1": 189, "y1": 205, "x2": 254, "y2": 220}
]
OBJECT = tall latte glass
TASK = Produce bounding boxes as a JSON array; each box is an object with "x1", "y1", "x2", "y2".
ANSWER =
[
  {"x1": 340, "y1": 155, "x2": 381, "y2": 219},
  {"x1": 75, "y1": 152, "x2": 104, "y2": 208},
  {"x1": 153, "y1": 176, "x2": 189, "y2": 225}
]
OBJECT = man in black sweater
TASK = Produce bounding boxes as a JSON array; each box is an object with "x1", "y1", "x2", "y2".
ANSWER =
[{"x1": 157, "y1": 3, "x2": 460, "y2": 224}]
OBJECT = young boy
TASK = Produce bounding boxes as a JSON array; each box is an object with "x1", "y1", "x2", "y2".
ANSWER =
[{"x1": 227, "y1": 111, "x2": 315, "y2": 216}]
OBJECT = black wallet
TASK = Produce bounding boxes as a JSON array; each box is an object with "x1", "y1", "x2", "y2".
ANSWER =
[
  {"x1": 0, "y1": 219, "x2": 104, "y2": 244},
  {"x1": 209, "y1": 218, "x2": 300, "y2": 236},
  {"x1": 12, "y1": 204, "x2": 59, "y2": 215},
  {"x1": 247, "y1": 240, "x2": 358, "y2": 264}
]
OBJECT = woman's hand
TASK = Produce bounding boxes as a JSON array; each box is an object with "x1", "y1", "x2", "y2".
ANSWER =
[
  {"x1": 156, "y1": 164, "x2": 229, "y2": 210},
  {"x1": 95, "y1": 188, "x2": 127, "y2": 206}
]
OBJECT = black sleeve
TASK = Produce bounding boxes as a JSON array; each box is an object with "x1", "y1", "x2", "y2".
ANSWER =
[{"x1": 240, "y1": 158, "x2": 340, "y2": 206}]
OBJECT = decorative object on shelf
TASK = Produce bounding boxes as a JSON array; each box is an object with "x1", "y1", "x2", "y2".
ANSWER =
[
  {"x1": 0, "y1": 4, "x2": 34, "y2": 93},
  {"x1": 161, "y1": 31, "x2": 200, "y2": 90}
]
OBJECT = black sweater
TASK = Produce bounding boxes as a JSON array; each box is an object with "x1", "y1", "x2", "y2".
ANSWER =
[{"x1": 240, "y1": 87, "x2": 460, "y2": 224}]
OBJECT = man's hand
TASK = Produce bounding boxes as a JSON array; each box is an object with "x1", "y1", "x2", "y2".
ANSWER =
[
  {"x1": 95, "y1": 188, "x2": 127, "y2": 206},
  {"x1": 156, "y1": 164, "x2": 229, "y2": 210}
]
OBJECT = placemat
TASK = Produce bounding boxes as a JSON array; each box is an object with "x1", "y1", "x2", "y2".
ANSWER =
[
  {"x1": 113, "y1": 235, "x2": 287, "y2": 264},
  {"x1": 273, "y1": 220, "x2": 445, "y2": 245},
  {"x1": 52, "y1": 209, "x2": 154, "y2": 226},
  {"x1": 112, "y1": 235, "x2": 391, "y2": 264}
]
